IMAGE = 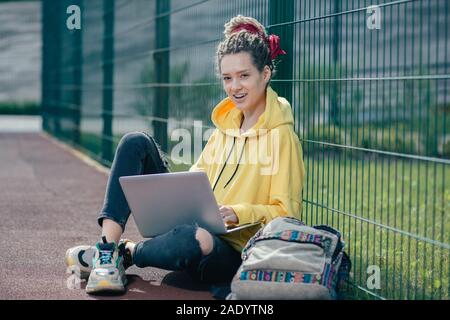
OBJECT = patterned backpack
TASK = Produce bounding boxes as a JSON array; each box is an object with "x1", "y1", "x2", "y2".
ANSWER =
[{"x1": 227, "y1": 216, "x2": 351, "y2": 300}]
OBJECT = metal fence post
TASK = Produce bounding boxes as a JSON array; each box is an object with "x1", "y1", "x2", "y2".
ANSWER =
[
  {"x1": 41, "y1": 0, "x2": 50, "y2": 133},
  {"x1": 153, "y1": 0, "x2": 171, "y2": 153},
  {"x1": 72, "y1": 0, "x2": 83, "y2": 145},
  {"x1": 54, "y1": 0, "x2": 62, "y2": 137},
  {"x1": 269, "y1": 0, "x2": 294, "y2": 104},
  {"x1": 331, "y1": 0, "x2": 340, "y2": 125},
  {"x1": 102, "y1": 0, "x2": 115, "y2": 162}
]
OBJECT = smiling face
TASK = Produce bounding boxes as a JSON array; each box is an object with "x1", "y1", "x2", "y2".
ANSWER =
[{"x1": 220, "y1": 52, "x2": 271, "y2": 114}]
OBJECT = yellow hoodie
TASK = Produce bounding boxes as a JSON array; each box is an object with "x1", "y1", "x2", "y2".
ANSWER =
[{"x1": 189, "y1": 87, "x2": 305, "y2": 252}]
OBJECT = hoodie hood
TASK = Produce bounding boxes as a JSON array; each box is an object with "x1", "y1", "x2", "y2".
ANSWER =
[{"x1": 211, "y1": 86, "x2": 294, "y2": 137}]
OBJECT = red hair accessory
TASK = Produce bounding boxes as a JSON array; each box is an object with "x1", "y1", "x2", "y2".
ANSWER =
[
  {"x1": 232, "y1": 23, "x2": 286, "y2": 60},
  {"x1": 232, "y1": 23, "x2": 264, "y2": 38},
  {"x1": 268, "y1": 34, "x2": 286, "y2": 60}
]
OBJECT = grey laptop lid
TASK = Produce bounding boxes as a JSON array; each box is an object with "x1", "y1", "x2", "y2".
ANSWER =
[{"x1": 119, "y1": 171, "x2": 259, "y2": 237}]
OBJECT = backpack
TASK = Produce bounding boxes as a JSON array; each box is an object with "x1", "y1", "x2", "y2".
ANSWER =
[{"x1": 227, "y1": 216, "x2": 351, "y2": 300}]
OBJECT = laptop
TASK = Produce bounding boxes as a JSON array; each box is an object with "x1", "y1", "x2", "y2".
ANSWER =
[{"x1": 118, "y1": 171, "x2": 260, "y2": 237}]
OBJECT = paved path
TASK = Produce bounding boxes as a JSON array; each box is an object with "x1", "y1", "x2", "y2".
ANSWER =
[
  {"x1": 0, "y1": 132, "x2": 213, "y2": 300},
  {"x1": 0, "y1": 115, "x2": 41, "y2": 132}
]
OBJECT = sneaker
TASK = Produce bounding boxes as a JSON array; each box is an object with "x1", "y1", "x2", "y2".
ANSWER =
[
  {"x1": 65, "y1": 239, "x2": 133, "y2": 280},
  {"x1": 85, "y1": 236, "x2": 127, "y2": 294},
  {"x1": 118, "y1": 239, "x2": 134, "y2": 270},
  {"x1": 65, "y1": 245, "x2": 95, "y2": 280}
]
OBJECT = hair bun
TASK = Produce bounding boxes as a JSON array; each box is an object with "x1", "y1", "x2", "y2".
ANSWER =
[{"x1": 223, "y1": 15, "x2": 267, "y2": 38}]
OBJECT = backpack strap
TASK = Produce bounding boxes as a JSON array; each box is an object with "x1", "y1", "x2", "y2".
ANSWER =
[{"x1": 314, "y1": 225, "x2": 345, "y2": 261}]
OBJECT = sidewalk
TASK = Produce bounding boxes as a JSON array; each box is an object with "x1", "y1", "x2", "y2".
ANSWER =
[
  {"x1": 0, "y1": 132, "x2": 213, "y2": 300},
  {"x1": 0, "y1": 115, "x2": 41, "y2": 132}
]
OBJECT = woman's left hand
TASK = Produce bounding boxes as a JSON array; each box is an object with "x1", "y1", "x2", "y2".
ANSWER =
[{"x1": 218, "y1": 205, "x2": 238, "y2": 226}]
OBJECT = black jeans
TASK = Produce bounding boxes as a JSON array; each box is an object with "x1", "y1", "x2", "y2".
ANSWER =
[{"x1": 97, "y1": 132, "x2": 242, "y2": 287}]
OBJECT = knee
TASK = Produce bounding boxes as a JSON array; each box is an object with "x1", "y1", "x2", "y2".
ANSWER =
[
  {"x1": 195, "y1": 227, "x2": 214, "y2": 256},
  {"x1": 117, "y1": 132, "x2": 151, "y2": 154},
  {"x1": 133, "y1": 224, "x2": 213, "y2": 270},
  {"x1": 119, "y1": 131, "x2": 150, "y2": 148}
]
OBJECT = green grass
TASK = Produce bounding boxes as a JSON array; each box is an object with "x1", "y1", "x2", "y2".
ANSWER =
[
  {"x1": 303, "y1": 152, "x2": 449, "y2": 299},
  {"x1": 55, "y1": 130, "x2": 449, "y2": 299},
  {"x1": 0, "y1": 101, "x2": 40, "y2": 115}
]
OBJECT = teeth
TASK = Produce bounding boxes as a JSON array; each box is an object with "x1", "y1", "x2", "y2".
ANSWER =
[{"x1": 234, "y1": 94, "x2": 246, "y2": 99}]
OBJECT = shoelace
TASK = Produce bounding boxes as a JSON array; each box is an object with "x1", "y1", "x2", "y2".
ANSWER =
[{"x1": 98, "y1": 249, "x2": 113, "y2": 265}]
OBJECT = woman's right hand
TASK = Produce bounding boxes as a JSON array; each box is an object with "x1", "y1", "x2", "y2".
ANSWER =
[{"x1": 218, "y1": 204, "x2": 239, "y2": 226}]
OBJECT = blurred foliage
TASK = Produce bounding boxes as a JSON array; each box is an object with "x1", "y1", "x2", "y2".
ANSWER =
[
  {"x1": 302, "y1": 123, "x2": 447, "y2": 158},
  {"x1": 298, "y1": 65, "x2": 449, "y2": 159},
  {"x1": 0, "y1": 0, "x2": 39, "y2": 2},
  {"x1": 443, "y1": 140, "x2": 450, "y2": 158},
  {"x1": 133, "y1": 61, "x2": 218, "y2": 120},
  {"x1": 0, "y1": 101, "x2": 40, "y2": 115},
  {"x1": 297, "y1": 63, "x2": 351, "y2": 127}
]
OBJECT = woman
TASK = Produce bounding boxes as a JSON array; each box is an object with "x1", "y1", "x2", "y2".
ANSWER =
[{"x1": 65, "y1": 15, "x2": 305, "y2": 297}]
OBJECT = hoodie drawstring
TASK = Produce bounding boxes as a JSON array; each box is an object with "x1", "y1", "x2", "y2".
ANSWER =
[
  {"x1": 223, "y1": 137, "x2": 248, "y2": 189},
  {"x1": 212, "y1": 137, "x2": 248, "y2": 191}
]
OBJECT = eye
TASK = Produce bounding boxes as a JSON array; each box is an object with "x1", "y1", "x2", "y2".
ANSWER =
[
  {"x1": 223, "y1": 76, "x2": 231, "y2": 81},
  {"x1": 241, "y1": 74, "x2": 249, "y2": 78}
]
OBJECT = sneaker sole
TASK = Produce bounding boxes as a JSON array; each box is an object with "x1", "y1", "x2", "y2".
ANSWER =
[{"x1": 86, "y1": 277, "x2": 127, "y2": 294}]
